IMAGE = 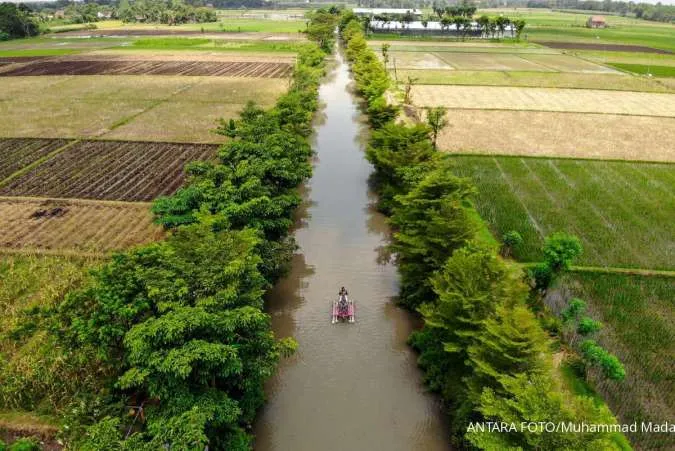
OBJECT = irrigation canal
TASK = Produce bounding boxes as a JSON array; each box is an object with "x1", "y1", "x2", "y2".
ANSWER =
[{"x1": 253, "y1": 48, "x2": 450, "y2": 450}]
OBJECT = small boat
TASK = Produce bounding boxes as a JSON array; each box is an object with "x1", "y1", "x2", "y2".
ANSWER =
[{"x1": 332, "y1": 292, "x2": 355, "y2": 324}]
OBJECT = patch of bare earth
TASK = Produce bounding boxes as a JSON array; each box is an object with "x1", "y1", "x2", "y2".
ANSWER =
[
  {"x1": 0, "y1": 197, "x2": 164, "y2": 254},
  {"x1": 433, "y1": 110, "x2": 675, "y2": 162}
]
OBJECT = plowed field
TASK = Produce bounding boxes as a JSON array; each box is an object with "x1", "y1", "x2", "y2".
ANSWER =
[
  {"x1": 0, "y1": 140, "x2": 218, "y2": 201},
  {"x1": 0, "y1": 138, "x2": 70, "y2": 181},
  {"x1": 0, "y1": 197, "x2": 163, "y2": 254},
  {"x1": 0, "y1": 60, "x2": 292, "y2": 78}
]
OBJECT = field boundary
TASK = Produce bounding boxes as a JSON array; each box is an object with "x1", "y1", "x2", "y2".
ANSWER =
[
  {"x1": 0, "y1": 195, "x2": 153, "y2": 207},
  {"x1": 0, "y1": 139, "x2": 79, "y2": 187},
  {"x1": 447, "y1": 151, "x2": 675, "y2": 165},
  {"x1": 519, "y1": 262, "x2": 675, "y2": 278},
  {"x1": 412, "y1": 105, "x2": 675, "y2": 119}
]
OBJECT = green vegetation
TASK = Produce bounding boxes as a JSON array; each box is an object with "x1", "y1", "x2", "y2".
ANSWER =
[
  {"x1": 0, "y1": 48, "x2": 82, "y2": 57},
  {"x1": 609, "y1": 63, "x2": 675, "y2": 77},
  {"x1": 552, "y1": 272, "x2": 674, "y2": 448},
  {"x1": 130, "y1": 37, "x2": 305, "y2": 53},
  {"x1": 340, "y1": 12, "x2": 625, "y2": 450},
  {"x1": 0, "y1": 3, "x2": 39, "y2": 40},
  {"x1": 450, "y1": 155, "x2": 675, "y2": 269},
  {"x1": 117, "y1": 0, "x2": 216, "y2": 25}
]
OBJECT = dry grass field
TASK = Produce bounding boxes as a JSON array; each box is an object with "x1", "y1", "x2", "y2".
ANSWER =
[
  {"x1": 0, "y1": 197, "x2": 163, "y2": 254},
  {"x1": 433, "y1": 110, "x2": 675, "y2": 162},
  {"x1": 518, "y1": 53, "x2": 619, "y2": 73},
  {"x1": 0, "y1": 140, "x2": 217, "y2": 201},
  {"x1": 396, "y1": 69, "x2": 675, "y2": 92},
  {"x1": 433, "y1": 52, "x2": 553, "y2": 71},
  {"x1": 411, "y1": 85, "x2": 675, "y2": 116},
  {"x1": 0, "y1": 75, "x2": 286, "y2": 142}
]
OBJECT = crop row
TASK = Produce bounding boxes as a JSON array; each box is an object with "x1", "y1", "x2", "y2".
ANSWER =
[
  {"x1": 0, "y1": 140, "x2": 218, "y2": 202},
  {"x1": 0, "y1": 197, "x2": 163, "y2": 253},
  {"x1": 451, "y1": 155, "x2": 675, "y2": 269},
  {"x1": 0, "y1": 138, "x2": 70, "y2": 181},
  {"x1": 0, "y1": 60, "x2": 293, "y2": 78}
]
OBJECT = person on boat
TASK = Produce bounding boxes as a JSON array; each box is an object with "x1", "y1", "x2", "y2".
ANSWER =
[{"x1": 338, "y1": 287, "x2": 349, "y2": 315}]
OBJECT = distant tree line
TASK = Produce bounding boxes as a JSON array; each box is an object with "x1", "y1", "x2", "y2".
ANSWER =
[
  {"x1": 529, "y1": 0, "x2": 673, "y2": 23},
  {"x1": 117, "y1": 0, "x2": 216, "y2": 24},
  {"x1": 0, "y1": 3, "x2": 39, "y2": 40}
]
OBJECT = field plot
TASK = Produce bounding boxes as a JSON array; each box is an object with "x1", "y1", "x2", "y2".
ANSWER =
[
  {"x1": 518, "y1": 53, "x2": 618, "y2": 73},
  {"x1": 549, "y1": 273, "x2": 675, "y2": 450},
  {"x1": 0, "y1": 138, "x2": 70, "y2": 181},
  {"x1": 0, "y1": 140, "x2": 217, "y2": 202},
  {"x1": 397, "y1": 69, "x2": 675, "y2": 92},
  {"x1": 385, "y1": 51, "x2": 452, "y2": 69},
  {"x1": 0, "y1": 59, "x2": 293, "y2": 78},
  {"x1": 451, "y1": 155, "x2": 675, "y2": 269},
  {"x1": 0, "y1": 75, "x2": 286, "y2": 142},
  {"x1": 0, "y1": 197, "x2": 163, "y2": 254},
  {"x1": 434, "y1": 110, "x2": 675, "y2": 161},
  {"x1": 434, "y1": 52, "x2": 552, "y2": 71},
  {"x1": 411, "y1": 85, "x2": 675, "y2": 116}
]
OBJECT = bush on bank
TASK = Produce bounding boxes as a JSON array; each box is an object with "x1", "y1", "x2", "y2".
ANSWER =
[
  {"x1": 0, "y1": 10, "x2": 339, "y2": 451},
  {"x1": 340, "y1": 13, "x2": 623, "y2": 450}
]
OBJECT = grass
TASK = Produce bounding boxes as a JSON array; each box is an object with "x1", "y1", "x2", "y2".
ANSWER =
[
  {"x1": 396, "y1": 69, "x2": 675, "y2": 92},
  {"x1": 91, "y1": 18, "x2": 306, "y2": 33},
  {"x1": 130, "y1": 37, "x2": 307, "y2": 53},
  {"x1": 551, "y1": 272, "x2": 675, "y2": 449},
  {"x1": 0, "y1": 48, "x2": 82, "y2": 57},
  {"x1": 0, "y1": 254, "x2": 95, "y2": 413},
  {"x1": 608, "y1": 63, "x2": 675, "y2": 77},
  {"x1": 450, "y1": 156, "x2": 675, "y2": 269},
  {"x1": 0, "y1": 75, "x2": 285, "y2": 143}
]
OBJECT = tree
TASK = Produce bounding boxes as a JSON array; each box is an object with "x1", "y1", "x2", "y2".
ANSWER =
[
  {"x1": 424, "y1": 106, "x2": 448, "y2": 150},
  {"x1": 466, "y1": 304, "x2": 550, "y2": 404},
  {"x1": 0, "y1": 3, "x2": 39, "y2": 39},
  {"x1": 495, "y1": 16, "x2": 511, "y2": 38},
  {"x1": 501, "y1": 230, "x2": 522, "y2": 257},
  {"x1": 514, "y1": 19, "x2": 526, "y2": 40},
  {"x1": 468, "y1": 373, "x2": 621, "y2": 450},
  {"x1": 390, "y1": 165, "x2": 477, "y2": 308},
  {"x1": 543, "y1": 232, "x2": 583, "y2": 271},
  {"x1": 476, "y1": 14, "x2": 490, "y2": 38},
  {"x1": 380, "y1": 43, "x2": 390, "y2": 69},
  {"x1": 581, "y1": 340, "x2": 626, "y2": 381},
  {"x1": 403, "y1": 75, "x2": 418, "y2": 104}
]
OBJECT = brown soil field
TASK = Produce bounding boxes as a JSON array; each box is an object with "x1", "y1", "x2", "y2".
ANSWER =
[
  {"x1": 0, "y1": 197, "x2": 163, "y2": 254},
  {"x1": 432, "y1": 110, "x2": 675, "y2": 162},
  {"x1": 0, "y1": 140, "x2": 218, "y2": 201},
  {"x1": 0, "y1": 138, "x2": 71, "y2": 181},
  {"x1": 0, "y1": 59, "x2": 292, "y2": 77},
  {"x1": 411, "y1": 85, "x2": 675, "y2": 117},
  {"x1": 74, "y1": 50, "x2": 296, "y2": 63},
  {"x1": 535, "y1": 41, "x2": 672, "y2": 54}
]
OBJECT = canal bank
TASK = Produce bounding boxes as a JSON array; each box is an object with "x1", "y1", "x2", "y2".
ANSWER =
[{"x1": 253, "y1": 48, "x2": 449, "y2": 451}]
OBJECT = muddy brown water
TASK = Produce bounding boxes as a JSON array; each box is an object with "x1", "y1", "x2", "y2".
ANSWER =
[{"x1": 253, "y1": 49, "x2": 450, "y2": 451}]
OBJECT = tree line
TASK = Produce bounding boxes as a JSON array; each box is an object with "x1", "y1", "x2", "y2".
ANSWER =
[
  {"x1": 0, "y1": 10, "x2": 339, "y2": 451},
  {"x1": 0, "y1": 3, "x2": 39, "y2": 40},
  {"x1": 340, "y1": 10, "x2": 626, "y2": 450},
  {"x1": 117, "y1": 0, "x2": 216, "y2": 25}
]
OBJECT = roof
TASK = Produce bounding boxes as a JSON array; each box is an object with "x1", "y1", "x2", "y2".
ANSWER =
[
  {"x1": 589, "y1": 15, "x2": 607, "y2": 22},
  {"x1": 353, "y1": 8, "x2": 423, "y2": 15}
]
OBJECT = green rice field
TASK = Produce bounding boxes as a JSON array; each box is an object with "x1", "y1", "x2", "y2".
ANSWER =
[
  {"x1": 552, "y1": 272, "x2": 675, "y2": 449},
  {"x1": 608, "y1": 63, "x2": 675, "y2": 77},
  {"x1": 451, "y1": 156, "x2": 675, "y2": 269}
]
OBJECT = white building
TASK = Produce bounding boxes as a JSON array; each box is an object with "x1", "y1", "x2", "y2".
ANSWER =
[{"x1": 353, "y1": 8, "x2": 423, "y2": 18}]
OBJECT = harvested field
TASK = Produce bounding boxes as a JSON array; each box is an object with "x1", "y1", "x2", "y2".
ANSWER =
[
  {"x1": 0, "y1": 56, "x2": 51, "y2": 63},
  {"x1": 73, "y1": 50, "x2": 296, "y2": 63},
  {"x1": 0, "y1": 138, "x2": 71, "y2": 181},
  {"x1": 0, "y1": 197, "x2": 163, "y2": 254},
  {"x1": 518, "y1": 53, "x2": 618, "y2": 73},
  {"x1": 451, "y1": 155, "x2": 675, "y2": 268},
  {"x1": 57, "y1": 29, "x2": 306, "y2": 40},
  {"x1": 535, "y1": 41, "x2": 672, "y2": 54},
  {"x1": 0, "y1": 59, "x2": 293, "y2": 78},
  {"x1": 548, "y1": 273, "x2": 675, "y2": 450},
  {"x1": 0, "y1": 76, "x2": 286, "y2": 142},
  {"x1": 435, "y1": 110, "x2": 675, "y2": 162},
  {"x1": 397, "y1": 69, "x2": 675, "y2": 93},
  {"x1": 0, "y1": 140, "x2": 218, "y2": 202},
  {"x1": 411, "y1": 85, "x2": 675, "y2": 116},
  {"x1": 386, "y1": 51, "x2": 452, "y2": 69},
  {"x1": 434, "y1": 52, "x2": 551, "y2": 71}
]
